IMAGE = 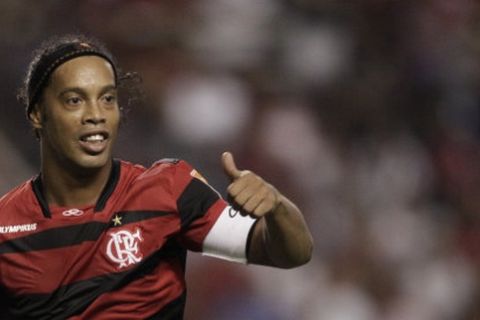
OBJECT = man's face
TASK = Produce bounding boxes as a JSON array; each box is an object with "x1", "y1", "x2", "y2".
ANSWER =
[{"x1": 34, "y1": 56, "x2": 120, "y2": 172}]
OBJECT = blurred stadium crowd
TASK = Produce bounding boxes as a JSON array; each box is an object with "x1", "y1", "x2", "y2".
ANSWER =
[{"x1": 0, "y1": 0, "x2": 479, "y2": 319}]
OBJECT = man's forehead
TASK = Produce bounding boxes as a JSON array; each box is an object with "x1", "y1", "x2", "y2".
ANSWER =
[{"x1": 49, "y1": 56, "x2": 115, "y2": 87}]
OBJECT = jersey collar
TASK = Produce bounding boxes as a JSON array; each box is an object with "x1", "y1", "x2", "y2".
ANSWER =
[{"x1": 31, "y1": 159, "x2": 121, "y2": 218}]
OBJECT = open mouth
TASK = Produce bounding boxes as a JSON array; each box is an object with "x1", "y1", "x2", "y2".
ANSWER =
[
  {"x1": 80, "y1": 133, "x2": 108, "y2": 143},
  {"x1": 79, "y1": 132, "x2": 110, "y2": 154}
]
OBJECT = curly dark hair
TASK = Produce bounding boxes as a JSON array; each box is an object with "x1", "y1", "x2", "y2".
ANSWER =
[{"x1": 17, "y1": 33, "x2": 143, "y2": 122}]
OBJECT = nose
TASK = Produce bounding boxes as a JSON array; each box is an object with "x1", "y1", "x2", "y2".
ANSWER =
[{"x1": 82, "y1": 101, "x2": 106, "y2": 125}]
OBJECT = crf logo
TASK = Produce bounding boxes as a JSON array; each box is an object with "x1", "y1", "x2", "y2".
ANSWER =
[{"x1": 106, "y1": 229, "x2": 143, "y2": 268}]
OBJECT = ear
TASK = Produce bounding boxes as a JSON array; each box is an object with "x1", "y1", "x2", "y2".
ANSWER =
[{"x1": 29, "y1": 103, "x2": 44, "y2": 130}]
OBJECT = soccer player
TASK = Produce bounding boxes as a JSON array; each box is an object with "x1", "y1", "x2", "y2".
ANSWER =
[{"x1": 0, "y1": 34, "x2": 313, "y2": 319}]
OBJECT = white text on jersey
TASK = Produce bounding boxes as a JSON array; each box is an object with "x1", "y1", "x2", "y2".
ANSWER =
[{"x1": 0, "y1": 223, "x2": 37, "y2": 234}]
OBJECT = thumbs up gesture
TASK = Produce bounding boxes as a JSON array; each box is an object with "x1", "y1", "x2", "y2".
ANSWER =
[{"x1": 222, "y1": 152, "x2": 281, "y2": 218}]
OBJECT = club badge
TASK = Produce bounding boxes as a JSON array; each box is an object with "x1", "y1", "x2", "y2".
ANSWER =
[{"x1": 106, "y1": 228, "x2": 143, "y2": 268}]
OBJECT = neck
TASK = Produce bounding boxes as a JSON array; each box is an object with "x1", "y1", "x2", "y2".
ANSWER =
[{"x1": 41, "y1": 159, "x2": 113, "y2": 208}]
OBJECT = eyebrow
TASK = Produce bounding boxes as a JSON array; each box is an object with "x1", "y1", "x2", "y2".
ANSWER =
[{"x1": 58, "y1": 84, "x2": 117, "y2": 97}]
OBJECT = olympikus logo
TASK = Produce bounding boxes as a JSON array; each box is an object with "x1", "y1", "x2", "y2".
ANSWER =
[
  {"x1": 62, "y1": 208, "x2": 84, "y2": 217},
  {"x1": 0, "y1": 223, "x2": 37, "y2": 234}
]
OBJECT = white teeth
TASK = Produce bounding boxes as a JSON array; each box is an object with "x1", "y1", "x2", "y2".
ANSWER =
[{"x1": 84, "y1": 134, "x2": 104, "y2": 142}]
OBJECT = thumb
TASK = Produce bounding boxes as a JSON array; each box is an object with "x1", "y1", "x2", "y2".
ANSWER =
[{"x1": 222, "y1": 151, "x2": 242, "y2": 180}]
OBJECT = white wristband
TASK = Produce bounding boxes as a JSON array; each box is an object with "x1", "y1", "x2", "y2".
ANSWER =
[{"x1": 202, "y1": 206, "x2": 256, "y2": 263}]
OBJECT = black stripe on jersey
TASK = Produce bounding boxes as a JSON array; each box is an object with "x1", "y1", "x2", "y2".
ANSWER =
[
  {"x1": 31, "y1": 160, "x2": 121, "y2": 218},
  {"x1": 177, "y1": 178, "x2": 219, "y2": 229},
  {"x1": 110, "y1": 210, "x2": 175, "y2": 228},
  {"x1": 0, "y1": 211, "x2": 172, "y2": 254},
  {"x1": 95, "y1": 159, "x2": 121, "y2": 212},
  {"x1": 0, "y1": 222, "x2": 105, "y2": 254},
  {"x1": 147, "y1": 291, "x2": 186, "y2": 320},
  {"x1": 31, "y1": 175, "x2": 50, "y2": 218},
  {"x1": 9, "y1": 240, "x2": 186, "y2": 320}
]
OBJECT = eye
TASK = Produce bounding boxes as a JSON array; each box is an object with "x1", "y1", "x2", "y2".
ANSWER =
[
  {"x1": 101, "y1": 93, "x2": 117, "y2": 105},
  {"x1": 65, "y1": 96, "x2": 82, "y2": 106}
]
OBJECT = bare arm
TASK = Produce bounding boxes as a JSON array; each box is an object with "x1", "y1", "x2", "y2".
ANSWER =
[{"x1": 222, "y1": 152, "x2": 313, "y2": 268}]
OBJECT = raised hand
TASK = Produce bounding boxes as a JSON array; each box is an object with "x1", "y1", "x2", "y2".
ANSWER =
[{"x1": 221, "y1": 151, "x2": 280, "y2": 218}]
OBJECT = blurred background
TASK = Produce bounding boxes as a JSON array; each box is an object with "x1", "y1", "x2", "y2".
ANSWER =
[{"x1": 1, "y1": 0, "x2": 480, "y2": 319}]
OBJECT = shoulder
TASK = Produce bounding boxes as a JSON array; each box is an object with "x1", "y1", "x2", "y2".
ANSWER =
[
  {"x1": 119, "y1": 158, "x2": 197, "y2": 193},
  {"x1": 135, "y1": 158, "x2": 194, "y2": 181},
  {"x1": 0, "y1": 180, "x2": 33, "y2": 204},
  {"x1": 0, "y1": 179, "x2": 36, "y2": 216},
  {"x1": 115, "y1": 158, "x2": 203, "y2": 211}
]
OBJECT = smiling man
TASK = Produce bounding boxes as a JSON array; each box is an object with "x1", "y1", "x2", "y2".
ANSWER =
[
  {"x1": 31, "y1": 55, "x2": 120, "y2": 208},
  {"x1": 0, "y1": 35, "x2": 313, "y2": 319}
]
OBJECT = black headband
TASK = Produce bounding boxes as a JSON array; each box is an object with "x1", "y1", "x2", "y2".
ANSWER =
[{"x1": 27, "y1": 42, "x2": 117, "y2": 115}]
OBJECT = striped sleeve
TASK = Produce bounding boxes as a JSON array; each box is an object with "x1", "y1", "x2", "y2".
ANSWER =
[{"x1": 173, "y1": 161, "x2": 255, "y2": 262}]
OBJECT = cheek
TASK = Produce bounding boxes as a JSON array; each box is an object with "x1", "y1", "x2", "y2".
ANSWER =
[
  {"x1": 110, "y1": 110, "x2": 121, "y2": 130},
  {"x1": 43, "y1": 113, "x2": 78, "y2": 142},
  {"x1": 50, "y1": 115, "x2": 76, "y2": 133}
]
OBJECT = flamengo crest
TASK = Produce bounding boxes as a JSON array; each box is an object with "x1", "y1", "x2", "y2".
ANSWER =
[{"x1": 106, "y1": 228, "x2": 143, "y2": 268}]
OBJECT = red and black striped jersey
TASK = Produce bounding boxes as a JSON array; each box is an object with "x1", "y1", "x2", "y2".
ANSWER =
[{"x1": 0, "y1": 159, "x2": 235, "y2": 319}]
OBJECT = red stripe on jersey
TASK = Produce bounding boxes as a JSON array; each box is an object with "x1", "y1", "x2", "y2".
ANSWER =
[
  {"x1": 0, "y1": 214, "x2": 179, "y2": 294},
  {"x1": 71, "y1": 255, "x2": 186, "y2": 319}
]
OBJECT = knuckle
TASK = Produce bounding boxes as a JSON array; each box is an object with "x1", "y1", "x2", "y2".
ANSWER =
[
  {"x1": 227, "y1": 187, "x2": 236, "y2": 197},
  {"x1": 253, "y1": 208, "x2": 265, "y2": 217},
  {"x1": 241, "y1": 170, "x2": 252, "y2": 177},
  {"x1": 244, "y1": 204, "x2": 254, "y2": 213}
]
